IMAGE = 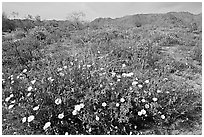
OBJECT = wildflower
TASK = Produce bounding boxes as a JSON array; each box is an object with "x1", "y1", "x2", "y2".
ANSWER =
[
  {"x1": 72, "y1": 110, "x2": 77, "y2": 115},
  {"x1": 122, "y1": 73, "x2": 127, "y2": 77},
  {"x1": 111, "y1": 72, "x2": 116, "y2": 77},
  {"x1": 138, "y1": 84, "x2": 143, "y2": 88},
  {"x1": 152, "y1": 97, "x2": 158, "y2": 102},
  {"x1": 116, "y1": 75, "x2": 121, "y2": 79},
  {"x1": 116, "y1": 103, "x2": 120, "y2": 107},
  {"x1": 141, "y1": 109, "x2": 146, "y2": 115},
  {"x1": 8, "y1": 104, "x2": 14, "y2": 109},
  {"x1": 31, "y1": 79, "x2": 36, "y2": 84},
  {"x1": 58, "y1": 113, "x2": 64, "y2": 119},
  {"x1": 27, "y1": 86, "x2": 32, "y2": 91},
  {"x1": 11, "y1": 100, "x2": 15, "y2": 104},
  {"x1": 87, "y1": 65, "x2": 91, "y2": 68},
  {"x1": 63, "y1": 66, "x2": 68, "y2": 69},
  {"x1": 75, "y1": 105, "x2": 81, "y2": 111},
  {"x1": 127, "y1": 72, "x2": 134, "y2": 77},
  {"x1": 132, "y1": 81, "x2": 138, "y2": 86},
  {"x1": 141, "y1": 98, "x2": 146, "y2": 102},
  {"x1": 33, "y1": 105, "x2": 40, "y2": 111},
  {"x1": 57, "y1": 68, "x2": 63, "y2": 72},
  {"x1": 161, "y1": 115, "x2": 165, "y2": 119},
  {"x1": 117, "y1": 79, "x2": 121, "y2": 82},
  {"x1": 157, "y1": 90, "x2": 162, "y2": 93},
  {"x1": 65, "y1": 132, "x2": 68, "y2": 135},
  {"x1": 59, "y1": 72, "x2": 65, "y2": 77},
  {"x1": 102, "y1": 102, "x2": 107, "y2": 107},
  {"x1": 96, "y1": 115, "x2": 100, "y2": 121},
  {"x1": 27, "y1": 92, "x2": 32, "y2": 97},
  {"x1": 80, "y1": 103, "x2": 85, "y2": 108},
  {"x1": 138, "y1": 111, "x2": 142, "y2": 116},
  {"x1": 145, "y1": 104, "x2": 150, "y2": 109},
  {"x1": 70, "y1": 62, "x2": 73, "y2": 65},
  {"x1": 22, "y1": 69, "x2": 27, "y2": 73},
  {"x1": 27, "y1": 115, "x2": 35, "y2": 122},
  {"x1": 55, "y1": 98, "x2": 62, "y2": 105},
  {"x1": 145, "y1": 80, "x2": 149, "y2": 84},
  {"x1": 11, "y1": 80, "x2": 14, "y2": 84},
  {"x1": 122, "y1": 64, "x2": 126, "y2": 68},
  {"x1": 43, "y1": 122, "x2": 51, "y2": 130},
  {"x1": 120, "y1": 98, "x2": 125, "y2": 103},
  {"x1": 5, "y1": 97, "x2": 11, "y2": 102},
  {"x1": 22, "y1": 117, "x2": 27, "y2": 123},
  {"x1": 89, "y1": 128, "x2": 92, "y2": 132},
  {"x1": 166, "y1": 91, "x2": 170, "y2": 94}
]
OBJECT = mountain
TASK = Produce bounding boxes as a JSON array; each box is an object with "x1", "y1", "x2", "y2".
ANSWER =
[{"x1": 90, "y1": 12, "x2": 202, "y2": 30}]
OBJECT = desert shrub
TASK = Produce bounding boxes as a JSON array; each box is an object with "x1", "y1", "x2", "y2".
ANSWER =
[
  {"x1": 2, "y1": 38, "x2": 201, "y2": 135},
  {"x1": 15, "y1": 30, "x2": 26, "y2": 39},
  {"x1": 190, "y1": 45, "x2": 202, "y2": 64}
]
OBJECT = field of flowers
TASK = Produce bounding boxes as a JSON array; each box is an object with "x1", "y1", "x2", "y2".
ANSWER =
[{"x1": 2, "y1": 24, "x2": 202, "y2": 135}]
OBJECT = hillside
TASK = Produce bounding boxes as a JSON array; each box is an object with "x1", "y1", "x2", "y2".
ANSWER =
[{"x1": 90, "y1": 12, "x2": 202, "y2": 30}]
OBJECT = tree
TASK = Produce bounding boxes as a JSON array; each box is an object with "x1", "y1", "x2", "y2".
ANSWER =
[{"x1": 66, "y1": 11, "x2": 86, "y2": 30}]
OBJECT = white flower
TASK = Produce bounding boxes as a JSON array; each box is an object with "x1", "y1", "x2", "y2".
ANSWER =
[
  {"x1": 11, "y1": 80, "x2": 14, "y2": 84},
  {"x1": 72, "y1": 110, "x2": 77, "y2": 115},
  {"x1": 116, "y1": 103, "x2": 120, "y2": 107},
  {"x1": 63, "y1": 66, "x2": 68, "y2": 69},
  {"x1": 111, "y1": 72, "x2": 116, "y2": 77},
  {"x1": 166, "y1": 91, "x2": 170, "y2": 94},
  {"x1": 87, "y1": 65, "x2": 91, "y2": 68},
  {"x1": 58, "y1": 113, "x2": 64, "y2": 119},
  {"x1": 55, "y1": 98, "x2": 62, "y2": 105},
  {"x1": 120, "y1": 98, "x2": 125, "y2": 103},
  {"x1": 127, "y1": 72, "x2": 134, "y2": 77},
  {"x1": 10, "y1": 94, "x2": 14, "y2": 98},
  {"x1": 116, "y1": 75, "x2": 121, "y2": 79},
  {"x1": 117, "y1": 79, "x2": 121, "y2": 82},
  {"x1": 138, "y1": 84, "x2": 143, "y2": 88},
  {"x1": 141, "y1": 99, "x2": 146, "y2": 102},
  {"x1": 22, "y1": 69, "x2": 27, "y2": 73},
  {"x1": 152, "y1": 97, "x2": 158, "y2": 102},
  {"x1": 102, "y1": 102, "x2": 107, "y2": 107},
  {"x1": 33, "y1": 105, "x2": 40, "y2": 111},
  {"x1": 57, "y1": 68, "x2": 63, "y2": 72},
  {"x1": 161, "y1": 115, "x2": 165, "y2": 119},
  {"x1": 27, "y1": 86, "x2": 32, "y2": 91},
  {"x1": 75, "y1": 105, "x2": 81, "y2": 111},
  {"x1": 31, "y1": 79, "x2": 36, "y2": 84},
  {"x1": 157, "y1": 90, "x2": 162, "y2": 93},
  {"x1": 27, "y1": 92, "x2": 32, "y2": 97},
  {"x1": 132, "y1": 81, "x2": 138, "y2": 86},
  {"x1": 138, "y1": 111, "x2": 142, "y2": 116},
  {"x1": 27, "y1": 115, "x2": 35, "y2": 122},
  {"x1": 48, "y1": 77, "x2": 54, "y2": 82},
  {"x1": 43, "y1": 122, "x2": 51, "y2": 130},
  {"x1": 96, "y1": 115, "x2": 100, "y2": 121},
  {"x1": 5, "y1": 97, "x2": 11, "y2": 102},
  {"x1": 145, "y1": 80, "x2": 149, "y2": 84},
  {"x1": 80, "y1": 103, "x2": 85, "y2": 108},
  {"x1": 122, "y1": 64, "x2": 126, "y2": 68},
  {"x1": 11, "y1": 100, "x2": 15, "y2": 104},
  {"x1": 59, "y1": 72, "x2": 65, "y2": 77},
  {"x1": 65, "y1": 132, "x2": 68, "y2": 135},
  {"x1": 22, "y1": 117, "x2": 27, "y2": 123},
  {"x1": 89, "y1": 128, "x2": 92, "y2": 132},
  {"x1": 70, "y1": 62, "x2": 73, "y2": 65},
  {"x1": 8, "y1": 104, "x2": 14, "y2": 109},
  {"x1": 145, "y1": 104, "x2": 150, "y2": 109},
  {"x1": 141, "y1": 109, "x2": 146, "y2": 115},
  {"x1": 122, "y1": 73, "x2": 127, "y2": 77}
]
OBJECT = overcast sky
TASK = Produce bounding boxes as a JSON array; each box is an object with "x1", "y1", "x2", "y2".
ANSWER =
[{"x1": 2, "y1": 2, "x2": 202, "y2": 21}]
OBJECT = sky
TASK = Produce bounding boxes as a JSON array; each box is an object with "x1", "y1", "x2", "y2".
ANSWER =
[{"x1": 2, "y1": 2, "x2": 202, "y2": 21}]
